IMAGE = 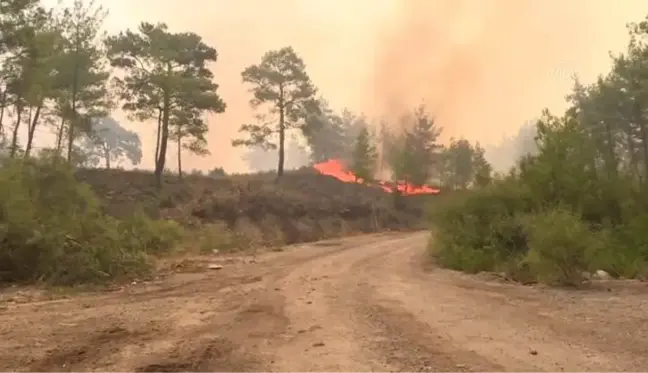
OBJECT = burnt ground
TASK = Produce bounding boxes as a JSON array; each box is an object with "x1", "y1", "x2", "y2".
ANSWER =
[
  {"x1": 1, "y1": 232, "x2": 647, "y2": 372},
  {"x1": 75, "y1": 168, "x2": 430, "y2": 245}
]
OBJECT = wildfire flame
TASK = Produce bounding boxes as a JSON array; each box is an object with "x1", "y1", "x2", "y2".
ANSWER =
[{"x1": 312, "y1": 159, "x2": 440, "y2": 196}]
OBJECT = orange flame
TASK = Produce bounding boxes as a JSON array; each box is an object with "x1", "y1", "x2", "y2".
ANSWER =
[{"x1": 312, "y1": 159, "x2": 440, "y2": 196}]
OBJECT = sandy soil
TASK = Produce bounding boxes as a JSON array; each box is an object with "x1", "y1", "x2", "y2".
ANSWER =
[{"x1": 1, "y1": 231, "x2": 647, "y2": 372}]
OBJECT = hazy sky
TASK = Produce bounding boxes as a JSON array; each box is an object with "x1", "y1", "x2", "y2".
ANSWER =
[{"x1": 35, "y1": 0, "x2": 648, "y2": 172}]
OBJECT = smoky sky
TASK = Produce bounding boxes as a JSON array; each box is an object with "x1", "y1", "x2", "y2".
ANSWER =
[{"x1": 35, "y1": 0, "x2": 648, "y2": 172}]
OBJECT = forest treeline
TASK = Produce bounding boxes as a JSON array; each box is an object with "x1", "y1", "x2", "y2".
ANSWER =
[
  {"x1": 431, "y1": 17, "x2": 648, "y2": 285},
  {"x1": 0, "y1": 0, "x2": 494, "y2": 188}
]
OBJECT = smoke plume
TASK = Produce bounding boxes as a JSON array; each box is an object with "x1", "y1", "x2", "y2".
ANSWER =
[
  {"x1": 39, "y1": 0, "x2": 648, "y2": 173},
  {"x1": 365, "y1": 0, "x2": 648, "y2": 153}
]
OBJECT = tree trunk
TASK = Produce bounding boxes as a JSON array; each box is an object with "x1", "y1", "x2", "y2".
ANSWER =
[
  {"x1": 177, "y1": 135, "x2": 183, "y2": 180},
  {"x1": 67, "y1": 39, "x2": 80, "y2": 164},
  {"x1": 55, "y1": 117, "x2": 66, "y2": 155},
  {"x1": 278, "y1": 119, "x2": 285, "y2": 180},
  {"x1": 603, "y1": 121, "x2": 618, "y2": 179},
  {"x1": 155, "y1": 107, "x2": 162, "y2": 165},
  {"x1": 104, "y1": 147, "x2": 111, "y2": 169},
  {"x1": 155, "y1": 82, "x2": 171, "y2": 188},
  {"x1": 67, "y1": 104, "x2": 78, "y2": 163},
  {"x1": 0, "y1": 89, "x2": 7, "y2": 139},
  {"x1": 10, "y1": 103, "x2": 23, "y2": 158},
  {"x1": 67, "y1": 108, "x2": 77, "y2": 162},
  {"x1": 276, "y1": 88, "x2": 285, "y2": 181},
  {"x1": 625, "y1": 129, "x2": 641, "y2": 182},
  {"x1": 633, "y1": 98, "x2": 648, "y2": 181},
  {"x1": 24, "y1": 101, "x2": 43, "y2": 158}
]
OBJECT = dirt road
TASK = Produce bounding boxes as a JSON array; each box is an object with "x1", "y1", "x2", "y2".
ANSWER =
[{"x1": 1, "y1": 231, "x2": 647, "y2": 372}]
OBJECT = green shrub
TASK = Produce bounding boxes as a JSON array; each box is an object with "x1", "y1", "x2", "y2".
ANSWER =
[
  {"x1": 589, "y1": 214, "x2": 648, "y2": 279},
  {"x1": 195, "y1": 222, "x2": 239, "y2": 253},
  {"x1": 524, "y1": 208, "x2": 602, "y2": 286},
  {"x1": 118, "y1": 208, "x2": 185, "y2": 254},
  {"x1": 431, "y1": 179, "x2": 648, "y2": 285},
  {"x1": 195, "y1": 217, "x2": 286, "y2": 254},
  {"x1": 0, "y1": 158, "x2": 184, "y2": 285},
  {"x1": 430, "y1": 179, "x2": 532, "y2": 273},
  {"x1": 429, "y1": 103, "x2": 648, "y2": 285}
]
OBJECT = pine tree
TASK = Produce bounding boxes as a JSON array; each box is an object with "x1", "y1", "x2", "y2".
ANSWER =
[{"x1": 350, "y1": 125, "x2": 376, "y2": 183}]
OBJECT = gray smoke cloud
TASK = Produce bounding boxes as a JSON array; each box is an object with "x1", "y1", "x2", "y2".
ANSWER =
[{"x1": 31, "y1": 0, "x2": 648, "y2": 173}]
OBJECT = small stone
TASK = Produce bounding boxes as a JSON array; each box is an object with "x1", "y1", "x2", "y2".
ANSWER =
[
  {"x1": 529, "y1": 349, "x2": 538, "y2": 355},
  {"x1": 207, "y1": 264, "x2": 223, "y2": 270},
  {"x1": 592, "y1": 269, "x2": 611, "y2": 280},
  {"x1": 312, "y1": 342, "x2": 325, "y2": 347}
]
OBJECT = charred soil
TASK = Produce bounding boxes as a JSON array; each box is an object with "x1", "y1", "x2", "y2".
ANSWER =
[{"x1": 75, "y1": 168, "x2": 430, "y2": 245}]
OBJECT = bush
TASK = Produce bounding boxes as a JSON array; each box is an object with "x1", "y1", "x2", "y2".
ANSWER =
[
  {"x1": 194, "y1": 217, "x2": 286, "y2": 254},
  {"x1": 0, "y1": 158, "x2": 184, "y2": 285},
  {"x1": 430, "y1": 179, "x2": 648, "y2": 285},
  {"x1": 428, "y1": 65, "x2": 648, "y2": 285},
  {"x1": 524, "y1": 208, "x2": 602, "y2": 286},
  {"x1": 195, "y1": 222, "x2": 256, "y2": 254},
  {"x1": 591, "y1": 214, "x2": 648, "y2": 279},
  {"x1": 118, "y1": 208, "x2": 185, "y2": 254},
  {"x1": 430, "y1": 178, "x2": 532, "y2": 273}
]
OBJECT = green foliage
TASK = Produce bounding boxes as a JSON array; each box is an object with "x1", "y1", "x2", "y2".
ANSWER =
[
  {"x1": 430, "y1": 178, "x2": 533, "y2": 273},
  {"x1": 11, "y1": 0, "x2": 648, "y2": 292},
  {"x1": 207, "y1": 166, "x2": 226, "y2": 178},
  {"x1": 472, "y1": 143, "x2": 492, "y2": 187},
  {"x1": 302, "y1": 99, "x2": 349, "y2": 163},
  {"x1": 0, "y1": 8, "x2": 228, "y2": 286},
  {"x1": 429, "y1": 110, "x2": 648, "y2": 285},
  {"x1": 57, "y1": 0, "x2": 112, "y2": 160},
  {"x1": 117, "y1": 208, "x2": 184, "y2": 255},
  {"x1": 302, "y1": 101, "x2": 366, "y2": 164},
  {"x1": 79, "y1": 116, "x2": 142, "y2": 168},
  {"x1": 374, "y1": 114, "x2": 494, "y2": 190},
  {"x1": 439, "y1": 138, "x2": 473, "y2": 189},
  {"x1": 430, "y1": 18, "x2": 648, "y2": 284},
  {"x1": 524, "y1": 208, "x2": 600, "y2": 286},
  {"x1": 105, "y1": 21, "x2": 225, "y2": 186},
  {"x1": 37, "y1": 146, "x2": 87, "y2": 167},
  {"x1": 590, "y1": 214, "x2": 648, "y2": 279},
  {"x1": 438, "y1": 138, "x2": 494, "y2": 190},
  {"x1": 0, "y1": 157, "x2": 184, "y2": 285},
  {"x1": 429, "y1": 16, "x2": 648, "y2": 284},
  {"x1": 233, "y1": 46, "x2": 318, "y2": 178},
  {"x1": 387, "y1": 105, "x2": 444, "y2": 186},
  {"x1": 350, "y1": 125, "x2": 376, "y2": 182}
]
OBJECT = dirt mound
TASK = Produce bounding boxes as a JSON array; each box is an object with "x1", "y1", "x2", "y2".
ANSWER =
[{"x1": 75, "y1": 168, "x2": 430, "y2": 245}]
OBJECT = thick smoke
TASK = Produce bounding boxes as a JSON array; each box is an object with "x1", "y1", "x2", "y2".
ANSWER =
[
  {"x1": 485, "y1": 119, "x2": 538, "y2": 173},
  {"x1": 243, "y1": 140, "x2": 311, "y2": 173},
  {"x1": 44, "y1": 0, "x2": 648, "y2": 173},
  {"x1": 363, "y1": 0, "x2": 647, "y2": 170}
]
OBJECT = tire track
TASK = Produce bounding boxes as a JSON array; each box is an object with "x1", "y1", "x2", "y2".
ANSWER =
[{"x1": 3, "y1": 231, "x2": 648, "y2": 372}]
